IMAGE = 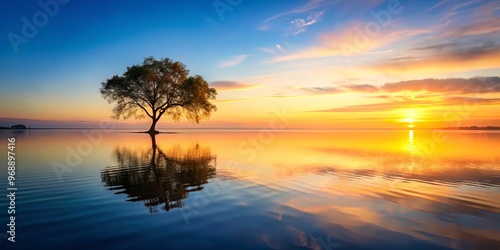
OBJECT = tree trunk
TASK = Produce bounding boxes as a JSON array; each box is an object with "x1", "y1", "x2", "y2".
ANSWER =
[
  {"x1": 149, "y1": 133, "x2": 157, "y2": 170},
  {"x1": 147, "y1": 118, "x2": 159, "y2": 134}
]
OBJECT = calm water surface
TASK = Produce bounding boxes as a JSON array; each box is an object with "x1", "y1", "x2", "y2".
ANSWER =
[{"x1": 0, "y1": 130, "x2": 499, "y2": 249}]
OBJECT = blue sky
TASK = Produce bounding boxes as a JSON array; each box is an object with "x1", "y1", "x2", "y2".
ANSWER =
[{"x1": 1, "y1": 0, "x2": 499, "y2": 128}]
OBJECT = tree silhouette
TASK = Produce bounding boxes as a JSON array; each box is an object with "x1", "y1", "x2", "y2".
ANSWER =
[
  {"x1": 101, "y1": 135, "x2": 216, "y2": 213},
  {"x1": 100, "y1": 57, "x2": 217, "y2": 134}
]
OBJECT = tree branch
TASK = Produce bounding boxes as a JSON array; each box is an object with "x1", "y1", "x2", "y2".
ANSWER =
[{"x1": 133, "y1": 99, "x2": 153, "y2": 118}]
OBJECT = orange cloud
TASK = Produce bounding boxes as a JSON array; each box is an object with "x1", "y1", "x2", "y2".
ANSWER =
[
  {"x1": 380, "y1": 77, "x2": 500, "y2": 93},
  {"x1": 310, "y1": 77, "x2": 500, "y2": 112},
  {"x1": 313, "y1": 100, "x2": 434, "y2": 112},
  {"x1": 369, "y1": 47, "x2": 500, "y2": 76},
  {"x1": 269, "y1": 20, "x2": 429, "y2": 63},
  {"x1": 210, "y1": 81, "x2": 260, "y2": 91},
  {"x1": 442, "y1": 19, "x2": 500, "y2": 37}
]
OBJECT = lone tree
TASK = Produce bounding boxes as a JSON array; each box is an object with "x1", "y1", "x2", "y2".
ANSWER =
[{"x1": 100, "y1": 57, "x2": 217, "y2": 134}]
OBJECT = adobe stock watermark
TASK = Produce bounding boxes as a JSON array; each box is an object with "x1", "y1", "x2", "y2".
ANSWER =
[
  {"x1": 386, "y1": 78, "x2": 500, "y2": 194},
  {"x1": 340, "y1": 0, "x2": 404, "y2": 62},
  {"x1": 52, "y1": 121, "x2": 115, "y2": 182},
  {"x1": 212, "y1": 0, "x2": 243, "y2": 21},
  {"x1": 180, "y1": 107, "x2": 290, "y2": 224},
  {"x1": 238, "y1": 108, "x2": 290, "y2": 162},
  {"x1": 411, "y1": 78, "x2": 500, "y2": 162},
  {"x1": 7, "y1": 0, "x2": 71, "y2": 54}
]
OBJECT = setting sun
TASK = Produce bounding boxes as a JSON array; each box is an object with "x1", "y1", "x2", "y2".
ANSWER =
[{"x1": 398, "y1": 109, "x2": 421, "y2": 128}]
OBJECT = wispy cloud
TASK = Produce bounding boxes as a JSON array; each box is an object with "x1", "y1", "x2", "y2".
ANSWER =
[
  {"x1": 411, "y1": 43, "x2": 459, "y2": 51},
  {"x1": 276, "y1": 44, "x2": 286, "y2": 52},
  {"x1": 366, "y1": 49, "x2": 394, "y2": 55},
  {"x1": 218, "y1": 55, "x2": 249, "y2": 68},
  {"x1": 310, "y1": 77, "x2": 500, "y2": 113},
  {"x1": 269, "y1": 22, "x2": 428, "y2": 62},
  {"x1": 258, "y1": 24, "x2": 271, "y2": 31},
  {"x1": 296, "y1": 77, "x2": 500, "y2": 97},
  {"x1": 368, "y1": 43, "x2": 500, "y2": 76},
  {"x1": 259, "y1": 48, "x2": 274, "y2": 54},
  {"x1": 346, "y1": 77, "x2": 500, "y2": 94},
  {"x1": 290, "y1": 11, "x2": 325, "y2": 35},
  {"x1": 442, "y1": 19, "x2": 500, "y2": 37},
  {"x1": 343, "y1": 84, "x2": 379, "y2": 92},
  {"x1": 297, "y1": 86, "x2": 344, "y2": 94},
  {"x1": 259, "y1": 44, "x2": 287, "y2": 54},
  {"x1": 354, "y1": 1, "x2": 500, "y2": 77},
  {"x1": 214, "y1": 97, "x2": 266, "y2": 103},
  {"x1": 210, "y1": 81, "x2": 260, "y2": 91},
  {"x1": 264, "y1": 0, "x2": 498, "y2": 77},
  {"x1": 426, "y1": 0, "x2": 452, "y2": 12},
  {"x1": 215, "y1": 95, "x2": 306, "y2": 103},
  {"x1": 214, "y1": 77, "x2": 500, "y2": 108},
  {"x1": 428, "y1": 0, "x2": 498, "y2": 38},
  {"x1": 473, "y1": 1, "x2": 500, "y2": 18},
  {"x1": 313, "y1": 96, "x2": 500, "y2": 113},
  {"x1": 258, "y1": 0, "x2": 335, "y2": 35},
  {"x1": 263, "y1": 0, "x2": 331, "y2": 23},
  {"x1": 380, "y1": 77, "x2": 500, "y2": 93},
  {"x1": 313, "y1": 100, "x2": 434, "y2": 113}
]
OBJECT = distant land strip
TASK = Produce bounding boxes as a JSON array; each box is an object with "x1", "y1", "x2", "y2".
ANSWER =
[{"x1": 440, "y1": 126, "x2": 500, "y2": 130}]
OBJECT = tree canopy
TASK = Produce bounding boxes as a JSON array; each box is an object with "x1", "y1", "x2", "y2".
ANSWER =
[{"x1": 100, "y1": 57, "x2": 217, "y2": 133}]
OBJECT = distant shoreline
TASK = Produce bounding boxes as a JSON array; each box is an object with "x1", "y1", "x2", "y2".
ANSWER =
[{"x1": 440, "y1": 126, "x2": 500, "y2": 130}]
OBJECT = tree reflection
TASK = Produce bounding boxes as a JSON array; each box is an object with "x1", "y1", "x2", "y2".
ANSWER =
[{"x1": 101, "y1": 134, "x2": 216, "y2": 213}]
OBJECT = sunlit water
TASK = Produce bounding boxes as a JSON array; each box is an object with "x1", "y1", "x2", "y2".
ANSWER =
[{"x1": 0, "y1": 129, "x2": 499, "y2": 249}]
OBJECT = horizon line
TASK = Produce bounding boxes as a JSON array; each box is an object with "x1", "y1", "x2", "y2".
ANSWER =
[{"x1": 2, "y1": 126, "x2": 499, "y2": 131}]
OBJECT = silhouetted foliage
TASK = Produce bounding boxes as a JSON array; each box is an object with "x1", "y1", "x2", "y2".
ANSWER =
[
  {"x1": 100, "y1": 57, "x2": 217, "y2": 133},
  {"x1": 11, "y1": 124, "x2": 27, "y2": 129}
]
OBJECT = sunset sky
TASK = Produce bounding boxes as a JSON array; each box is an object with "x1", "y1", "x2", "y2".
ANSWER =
[{"x1": 1, "y1": 0, "x2": 499, "y2": 129}]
